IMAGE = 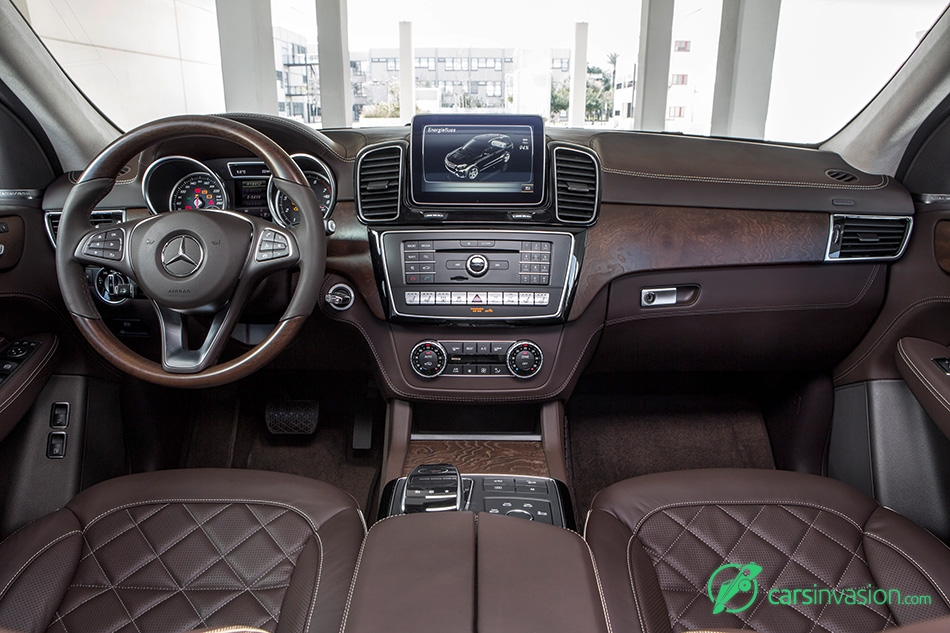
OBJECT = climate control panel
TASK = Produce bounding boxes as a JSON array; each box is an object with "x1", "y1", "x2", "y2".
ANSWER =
[{"x1": 409, "y1": 339, "x2": 544, "y2": 379}]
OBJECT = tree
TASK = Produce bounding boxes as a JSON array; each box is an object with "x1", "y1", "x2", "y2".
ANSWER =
[
  {"x1": 551, "y1": 79, "x2": 570, "y2": 116},
  {"x1": 606, "y1": 52, "x2": 619, "y2": 116}
]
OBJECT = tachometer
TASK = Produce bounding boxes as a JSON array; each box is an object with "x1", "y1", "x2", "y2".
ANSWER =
[
  {"x1": 270, "y1": 171, "x2": 333, "y2": 226},
  {"x1": 169, "y1": 172, "x2": 227, "y2": 211}
]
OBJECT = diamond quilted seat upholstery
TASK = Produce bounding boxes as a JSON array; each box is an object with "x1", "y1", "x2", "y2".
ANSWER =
[
  {"x1": 584, "y1": 469, "x2": 950, "y2": 633},
  {"x1": 0, "y1": 469, "x2": 365, "y2": 633}
]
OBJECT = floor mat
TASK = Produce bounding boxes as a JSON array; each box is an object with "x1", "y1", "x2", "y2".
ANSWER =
[{"x1": 567, "y1": 393, "x2": 775, "y2": 524}]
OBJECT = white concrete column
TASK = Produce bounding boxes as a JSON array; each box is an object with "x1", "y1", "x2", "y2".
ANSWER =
[
  {"x1": 11, "y1": 0, "x2": 29, "y2": 22},
  {"x1": 399, "y1": 21, "x2": 414, "y2": 125},
  {"x1": 215, "y1": 0, "x2": 278, "y2": 115},
  {"x1": 569, "y1": 22, "x2": 589, "y2": 127},
  {"x1": 316, "y1": 0, "x2": 353, "y2": 128},
  {"x1": 633, "y1": 0, "x2": 674, "y2": 131},
  {"x1": 710, "y1": 0, "x2": 782, "y2": 139}
]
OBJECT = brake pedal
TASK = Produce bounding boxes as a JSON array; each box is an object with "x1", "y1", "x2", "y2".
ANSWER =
[{"x1": 266, "y1": 401, "x2": 319, "y2": 435}]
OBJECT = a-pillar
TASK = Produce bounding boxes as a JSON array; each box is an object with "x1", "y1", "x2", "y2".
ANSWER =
[
  {"x1": 399, "y1": 21, "x2": 415, "y2": 125},
  {"x1": 316, "y1": 0, "x2": 353, "y2": 127},
  {"x1": 633, "y1": 0, "x2": 674, "y2": 131},
  {"x1": 710, "y1": 0, "x2": 782, "y2": 139},
  {"x1": 215, "y1": 0, "x2": 278, "y2": 115}
]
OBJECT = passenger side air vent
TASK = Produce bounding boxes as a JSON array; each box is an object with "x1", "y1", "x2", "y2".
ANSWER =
[
  {"x1": 826, "y1": 214, "x2": 912, "y2": 261},
  {"x1": 825, "y1": 169, "x2": 859, "y2": 183},
  {"x1": 45, "y1": 210, "x2": 125, "y2": 248},
  {"x1": 553, "y1": 146, "x2": 600, "y2": 224},
  {"x1": 356, "y1": 144, "x2": 403, "y2": 222}
]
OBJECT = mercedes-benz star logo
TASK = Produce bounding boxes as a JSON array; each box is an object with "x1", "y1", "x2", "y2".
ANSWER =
[{"x1": 161, "y1": 235, "x2": 203, "y2": 277}]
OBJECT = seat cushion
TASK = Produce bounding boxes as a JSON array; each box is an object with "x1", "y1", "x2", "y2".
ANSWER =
[
  {"x1": 585, "y1": 469, "x2": 950, "y2": 633},
  {"x1": 0, "y1": 469, "x2": 365, "y2": 633}
]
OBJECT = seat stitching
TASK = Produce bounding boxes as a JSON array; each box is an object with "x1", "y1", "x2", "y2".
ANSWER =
[
  {"x1": 180, "y1": 504, "x2": 283, "y2": 623},
  {"x1": 68, "y1": 583, "x2": 291, "y2": 591},
  {"x1": 631, "y1": 500, "x2": 864, "y2": 538},
  {"x1": 247, "y1": 541, "x2": 307, "y2": 589},
  {"x1": 581, "y1": 536, "x2": 614, "y2": 633},
  {"x1": 0, "y1": 530, "x2": 80, "y2": 601},
  {"x1": 715, "y1": 506, "x2": 892, "y2": 626},
  {"x1": 625, "y1": 535, "x2": 649, "y2": 633},
  {"x1": 245, "y1": 504, "x2": 295, "y2": 561},
  {"x1": 338, "y1": 528, "x2": 369, "y2": 633},
  {"x1": 651, "y1": 506, "x2": 708, "y2": 567},
  {"x1": 781, "y1": 505, "x2": 870, "y2": 566},
  {"x1": 81, "y1": 538, "x2": 145, "y2": 633},
  {"x1": 78, "y1": 504, "x2": 171, "y2": 562},
  {"x1": 863, "y1": 533, "x2": 950, "y2": 608},
  {"x1": 125, "y1": 508, "x2": 205, "y2": 625}
]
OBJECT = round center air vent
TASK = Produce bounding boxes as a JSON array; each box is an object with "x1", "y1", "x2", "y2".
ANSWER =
[{"x1": 825, "y1": 169, "x2": 859, "y2": 183}]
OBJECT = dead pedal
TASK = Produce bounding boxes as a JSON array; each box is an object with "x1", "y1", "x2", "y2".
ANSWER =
[{"x1": 266, "y1": 401, "x2": 319, "y2": 435}]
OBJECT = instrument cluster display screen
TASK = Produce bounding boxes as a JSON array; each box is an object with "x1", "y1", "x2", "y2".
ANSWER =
[{"x1": 410, "y1": 114, "x2": 545, "y2": 206}]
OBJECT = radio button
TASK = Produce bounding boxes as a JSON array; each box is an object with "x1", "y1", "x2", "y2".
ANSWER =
[
  {"x1": 503, "y1": 292, "x2": 519, "y2": 305},
  {"x1": 460, "y1": 240, "x2": 478, "y2": 248},
  {"x1": 519, "y1": 293, "x2": 535, "y2": 306},
  {"x1": 489, "y1": 260, "x2": 509, "y2": 270},
  {"x1": 539, "y1": 275, "x2": 549, "y2": 285},
  {"x1": 404, "y1": 241, "x2": 419, "y2": 250},
  {"x1": 420, "y1": 252, "x2": 435, "y2": 261},
  {"x1": 405, "y1": 263, "x2": 419, "y2": 273},
  {"x1": 420, "y1": 263, "x2": 435, "y2": 272},
  {"x1": 436, "y1": 292, "x2": 451, "y2": 305},
  {"x1": 420, "y1": 274, "x2": 434, "y2": 283},
  {"x1": 534, "y1": 293, "x2": 550, "y2": 306},
  {"x1": 540, "y1": 252, "x2": 551, "y2": 262},
  {"x1": 477, "y1": 240, "x2": 495, "y2": 247},
  {"x1": 466, "y1": 254, "x2": 489, "y2": 277},
  {"x1": 447, "y1": 260, "x2": 465, "y2": 269},
  {"x1": 451, "y1": 291, "x2": 467, "y2": 305},
  {"x1": 487, "y1": 292, "x2": 503, "y2": 305},
  {"x1": 541, "y1": 242, "x2": 551, "y2": 252},
  {"x1": 407, "y1": 275, "x2": 421, "y2": 284},
  {"x1": 405, "y1": 292, "x2": 420, "y2": 305},
  {"x1": 420, "y1": 292, "x2": 436, "y2": 305},
  {"x1": 418, "y1": 241, "x2": 434, "y2": 250},
  {"x1": 405, "y1": 252, "x2": 420, "y2": 261}
]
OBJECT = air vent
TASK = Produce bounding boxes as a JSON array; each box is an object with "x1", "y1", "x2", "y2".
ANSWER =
[
  {"x1": 553, "y1": 146, "x2": 600, "y2": 224},
  {"x1": 45, "y1": 210, "x2": 125, "y2": 248},
  {"x1": 356, "y1": 144, "x2": 403, "y2": 222},
  {"x1": 825, "y1": 169, "x2": 859, "y2": 183},
  {"x1": 826, "y1": 215, "x2": 912, "y2": 261}
]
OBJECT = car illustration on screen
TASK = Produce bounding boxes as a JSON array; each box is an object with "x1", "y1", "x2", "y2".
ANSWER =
[{"x1": 444, "y1": 133, "x2": 513, "y2": 180}]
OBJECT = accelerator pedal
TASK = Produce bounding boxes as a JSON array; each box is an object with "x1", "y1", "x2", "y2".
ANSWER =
[{"x1": 266, "y1": 400, "x2": 319, "y2": 435}]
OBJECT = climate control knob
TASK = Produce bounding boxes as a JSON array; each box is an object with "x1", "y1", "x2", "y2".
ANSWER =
[
  {"x1": 410, "y1": 341, "x2": 447, "y2": 378},
  {"x1": 506, "y1": 341, "x2": 543, "y2": 379}
]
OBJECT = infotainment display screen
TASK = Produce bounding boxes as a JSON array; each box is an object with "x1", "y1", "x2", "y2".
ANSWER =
[{"x1": 409, "y1": 114, "x2": 545, "y2": 206}]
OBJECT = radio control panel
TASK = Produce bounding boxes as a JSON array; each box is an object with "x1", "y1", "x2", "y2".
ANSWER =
[{"x1": 378, "y1": 230, "x2": 575, "y2": 320}]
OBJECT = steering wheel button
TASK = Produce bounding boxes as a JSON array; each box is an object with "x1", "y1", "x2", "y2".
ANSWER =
[
  {"x1": 262, "y1": 229, "x2": 276, "y2": 240},
  {"x1": 102, "y1": 241, "x2": 121, "y2": 250},
  {"x1": 106, "y1": 230, "x2": 121, "y2": 240},
  {"x1": 101, "y1": 250, "x2": 121, "y2": 260},
  {"x1": 84, "y1": 248, "x2": 104, "y2": 258},
  {"x1": 256, "y1": 251, "x2": 274, "y2": 261}
]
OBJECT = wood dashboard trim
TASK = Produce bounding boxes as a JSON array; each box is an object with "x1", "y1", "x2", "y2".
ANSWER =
[{"x1": 569, "y1": 204, "x2": 829, "y2": 319}]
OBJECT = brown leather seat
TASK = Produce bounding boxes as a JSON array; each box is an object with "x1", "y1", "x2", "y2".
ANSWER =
[
  {"x1": 585, "y1": 469, "x2": 950, "y2": 633},
  {"x1": 0, "y1": 469, "x2": 365, "y2": 633}
]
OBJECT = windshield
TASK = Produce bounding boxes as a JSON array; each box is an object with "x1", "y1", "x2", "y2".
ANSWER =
[{"x1": 15, "y1": 0, "x2": 948, "y2": 143}]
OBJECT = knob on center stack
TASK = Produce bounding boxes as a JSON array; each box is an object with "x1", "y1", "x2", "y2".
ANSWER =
[
  {"x1": 466, "y1": 254, "x2": 488, "y2": 277},
  {"x1": 506, "y1": 341, "x2": 543, "y2": 379},
  {"x1": 410, "y1": 341, "x2": 447, "y2": 378}
]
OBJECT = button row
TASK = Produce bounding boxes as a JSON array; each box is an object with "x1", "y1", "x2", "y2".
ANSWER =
[
  {"x1": 520, "y1": 251, "x2": 551, "y2": 263},
  {"x1": 520, "y1": 241, "x2": 552, "y2": 253},
  {"x1": 444, "y1": 341, "x2": 511, "y2": 355},
  {"x1": 257, "y1": 229, "x2": 290, "y2": 261},
  {"x1": 82, "y1": 229, "x2": 124, "y2": 261},
  {"x1": 403, "y1": 240, "x2": 434, "y2": 251},
  {"x1": 519, "y1": 274, "x2": 549, "y2": 285},
  {"x1": 484, "y1": 498, "x2": 553, "y2": 524},
  {"x1": 404, "y1": 252, "x2": 436, "y2": 262},
  {"x1": 444, "y1": 364, "x2": 507, "y2": 376},
  {"x1": 405, "y1": 291, "x2": 550, "y2": 306},
  {"x1": 446, "y1": 259, "x2": 509, "y2": 271}
]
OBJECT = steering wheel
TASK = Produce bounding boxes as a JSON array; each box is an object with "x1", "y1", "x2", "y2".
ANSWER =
[{"x1": 55, "y1": 115, "x2": 325, "y2": 388}]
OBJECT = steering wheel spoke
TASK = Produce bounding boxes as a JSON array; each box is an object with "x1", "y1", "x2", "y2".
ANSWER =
[
  {"x1": 71, "y1": 219, "x2": 142, "y2": 280},
  {"x1": 154, "y1": 301, "x2": 243, "y2": 373}
]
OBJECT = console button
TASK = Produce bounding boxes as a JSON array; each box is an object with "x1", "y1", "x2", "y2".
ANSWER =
[
  {"x1": 445, "y1": 342, "x2": 464, "y2": 354},
  {"x1": 486, "y1": 292, "x2": 503, "y2": 305},
  {"x1": 541, "y1": 242, "x2": 551, "y2": 252},
  {"x1": 420, "y1": 292, "x2": 435, "y2": 304},
  {"x1": 406, "y1": 275, "x2": 421, "y2": 284},
  {"x1": 447, "y1": 364, "x2": 463, "y2": 375},
  {"x1": 516, "y1": 484, "x2": 548, "y2": 494},
  {"x1": 503, "y1": 292, "x2": 519, "y2": 305},
  {"x1": 534, "y1": 292, "x2": 550, "y2": 306},
  {"x1": 420, "y1": 263, "x2": 435, "y2": 272},
  {"x1": 489, "y1": 260, "x2": 509, "y2": 270},
  {"x1": 420, "y1": 252, "x2": 435, "y2": 261},
  {"x1": 483, "y1": 477, "x2": 514, "y2": 488},
  {"x1": 477, "y1": 240, "x2": 495, "y2": 247},
  {"x1": 490, "y1": 364, "x2": 506, "y2": 375},
  {"x1": 405, "y1": 263, "x2": 419, "y2": 273},
  {"x1": 451, "y1": 292, "x2": 467, "y2": 305},
  {"x1": 477, "y1": 365, "x2": 490, "y2": 375},
  {"x1": 404, "y1": 241, "x2": 419, "y2": 250},
  {"x1": 518, "y1": 293, "x2": 535, "y2": 306},
  {"x1": 447, "y1": 260, "x2": 465, "y2": 269},
  {"x1": 460, "y1": 240, "x2": 477, "y2": 248},
  {"x1": 405, "y1": 252, "x2": 420, "y2": 261},
  {"x1": 490, "y1": 342, "x2": 509, "y2": 354},
  {"x1": 505, "y1": 509, "x2": 534, "y2": 520},
  {"x1": 418, "y1": 241, "x2": 434, "y2": 250},
  {"x1": 463, "y1": 342, "x2": 477, "y2": 354},
  {"x1": 436, "y1": 292, "x2": 451, "y2": 305},
  {"x1": 477, "y1": 342, "x2": 491, "y2": 355},
  {"x1": 467, "y1": 292, "x2": 485, "y2": 305},
  {"x1": 463, "y1": 365, "x2": 476, "y2": 375},
  {"x1": 0, "y1": 360, "x2": 18, "y2": 373},
  {"x1": 405, "y1": 292, "x2": 420, "y2": 304}
]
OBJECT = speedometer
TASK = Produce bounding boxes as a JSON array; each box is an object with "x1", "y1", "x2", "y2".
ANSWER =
[
  {"x1": 269, "y1": 171, "x2": 333, "y2": 226},
  {"x1": 169, "y1": 173, "x2": 227, "y2": 211}
]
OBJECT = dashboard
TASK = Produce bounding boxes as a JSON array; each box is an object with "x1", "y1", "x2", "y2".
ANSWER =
[{"x1": 37, "y1": 112, "x2": 916, "y2": 402}]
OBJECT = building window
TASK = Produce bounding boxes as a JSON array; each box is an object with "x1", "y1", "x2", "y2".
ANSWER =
[
  {"x1": 675, "y1": 40, "x2": 691, "y2": 52},
  {"x1": 668, "y1": 106, "x2": 685, "y2": 118},
  {"x1": 461, "y1": 57, "x2": 470, "y2": 71},
  {"x1": 386, "y1": 58, "x2": 399, "y2": 71},
  {"x1": 671, "y1": 74, "x2": 688, "y2": 85},
  {"x1": 444, "y1": 58, "x2": 455, "y2": 70},
  {"x1": 487, "y1": 81, "x2": 502, "y2": 97}
]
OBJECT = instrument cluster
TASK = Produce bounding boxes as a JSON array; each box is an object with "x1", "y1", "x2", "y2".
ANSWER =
[{"x1": 142, "y1": 153, "x2": 336, "y2": 227}]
